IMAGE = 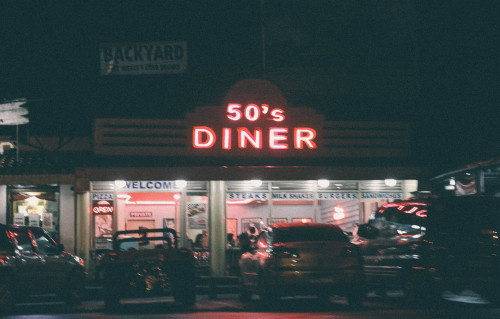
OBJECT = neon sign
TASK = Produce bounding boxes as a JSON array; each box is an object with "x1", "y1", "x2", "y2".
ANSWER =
[
  {"x1": 92, "y1": 200, "x2": 114, "y2": 215},
  {"x1": 192, "y1": 103, "x2": 318, "y2": 150}
]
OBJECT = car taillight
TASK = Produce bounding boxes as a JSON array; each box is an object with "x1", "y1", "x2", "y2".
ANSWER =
[
  {"x1": 108, "y1": 252, "x2": 118, "y2": 262},
  {"x1": 273, "y1": 247, "x2": 300, "y2": 258},
  {"x1": 341, "y1": 246, "x2": 360, "y2": 257}
]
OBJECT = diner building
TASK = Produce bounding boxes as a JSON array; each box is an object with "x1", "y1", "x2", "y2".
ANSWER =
[{"x1": 0, "y1": 79, "x2": 430, "y2": 278}]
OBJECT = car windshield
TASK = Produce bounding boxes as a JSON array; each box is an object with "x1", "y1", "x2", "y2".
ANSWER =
[
  {"x1": 374, "y1": 202, "x2": 429, "y2": 229},
  {"x1": 113, "y1": 229, "x2": 175, "y2": 250},
  {"x1": 273, "y1": 226, "x2": 349, "y2": 243}
]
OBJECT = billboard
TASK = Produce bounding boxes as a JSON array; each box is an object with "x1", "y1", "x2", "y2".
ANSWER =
[{"x1": 99, "y1": 41, "x2": 187, "y2": 75}]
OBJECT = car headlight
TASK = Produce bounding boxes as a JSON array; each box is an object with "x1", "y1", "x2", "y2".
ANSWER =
[{"x1": 74, "y1": 256, "x2": 85, "y2": 267}]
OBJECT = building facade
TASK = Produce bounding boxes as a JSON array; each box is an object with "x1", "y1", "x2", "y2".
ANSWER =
[{"x1": 0, "y1": 79, "x2": 430, "y2": 278}]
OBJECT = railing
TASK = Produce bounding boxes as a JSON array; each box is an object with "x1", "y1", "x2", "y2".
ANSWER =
[{"x1": 192, "y1": 247, "x2": 242, "y2": 276}]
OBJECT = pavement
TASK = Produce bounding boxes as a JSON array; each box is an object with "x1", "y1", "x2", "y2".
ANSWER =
[{"x1": 10, "y1": 294, "x2": 247, "y2": 317}]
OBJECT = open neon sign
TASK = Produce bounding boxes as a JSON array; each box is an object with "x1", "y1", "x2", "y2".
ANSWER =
[{"x1": 192, "y1": 103, "x2": 318, "y2": 150}]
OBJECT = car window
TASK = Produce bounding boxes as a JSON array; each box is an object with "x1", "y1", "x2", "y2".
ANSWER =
[
  {"x1": 375, "y1": 202, "x2": 428, "y2": 228},
  {"x1": 10, "y1": 229, "x2": 36, "y2": 255},
  {"x1": 0, "y1": 229, "x2": 11, "y2": 251},
  {"x1": 273, "y1": 226, "x2": 349, "y2": 243},
  {"x1": 31, "y1": 228, "x2": 58, "y2": 255}
]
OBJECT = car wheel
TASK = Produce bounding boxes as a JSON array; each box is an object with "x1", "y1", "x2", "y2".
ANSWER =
[
  {"x1": 103, "y1": 268, "x2": 121, "y2": 310},
  {"x1": 403, "y1": 277, "x2": 441, "y2": 306},
  {"x1": 172, "y1": 264, "x2": 197, "y2": 308},
  {"x1": 345, "y1": 288, "x2": 365, "y2": 308},
  {"x1": 317, "y1": 293, "x2": 330, "y2": 303},
  {"x1": 258, "y1": 273, "x2": 278, "y2": 306},
  {"x1": 104, "y1": 294, "x2": 120, "y2": 311},
  {"x1": 239, "y1": 277, "x2": 251, "y2": 301},
  {"x1": 173, "y1": 283, "x2": 196, "y2": 307},
  {"x1": 0, "y1": 281, "x2": 14, "y2": 313},
  {"x1": 64, "y1": 270, "x2": 85, "y2": 306}
]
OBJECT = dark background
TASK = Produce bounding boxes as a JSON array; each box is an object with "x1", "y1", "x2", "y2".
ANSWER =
[{"x1": 1, "y1": 1, "x2": 499, "y2": 169}]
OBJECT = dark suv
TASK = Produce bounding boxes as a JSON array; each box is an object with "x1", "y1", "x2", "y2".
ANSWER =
[
  {"x1": 98, "y1": 227, "x2": 197, "y2": 310},
  {"x1": 355, "y1": 195, "x2": 500, "y2": 304},
  {"x1": 0, "y1": 223, "x2": 86, "y2": 312}
]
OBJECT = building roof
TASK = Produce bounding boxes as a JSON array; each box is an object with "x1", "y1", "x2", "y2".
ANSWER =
[
  {"x1": 431, "y1": 157, "x2": 500, "y2": 181},
  {"x1": 0, "y1": 149, "x2": 89, "y2": 175}
]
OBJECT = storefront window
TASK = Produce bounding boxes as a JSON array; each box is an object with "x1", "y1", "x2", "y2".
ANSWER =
[
  {"x1": 317, "y1": 195, "x2": 360, "y2": 234},
  {"x1": 271, "y1": 191, "x2": 315, "y2": 224},
  {"x1": 8, "y1": 186, "x2": 60, "y2": 241},
  {"x1": 116, "y1": 191, "x2": 181, "y2": 234},
  {"x1": 226, "y1": 184, "x2": 269, "y2": 276},
  {"x1": 226, "y1": 181, "x2": 270, "y2": 241},
  {"x1": 186, "y1": 193, "x2": 209, "y2": 275}
]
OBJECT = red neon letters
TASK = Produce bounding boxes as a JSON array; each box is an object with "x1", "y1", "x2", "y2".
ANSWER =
[
  {"x1": 193, "y1": 126, "x2": 317, "y2": 150},
  {"x1": 192, "y1": 103, "x2": 318, "y2": 150}
]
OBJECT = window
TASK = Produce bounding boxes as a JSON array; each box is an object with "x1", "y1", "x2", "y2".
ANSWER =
[
  {"x1": 0, "y1": 230, "x2": 11, "y2": 251},
  {"x1": 10, "y1": 229, "x2": 35, "y2": 255},
  {"x1": 31, "y1": 228, "x2": 57, "y2": 255},
  {"x1": 8, "y1": 187, "x2": 60, "y2": 241}
]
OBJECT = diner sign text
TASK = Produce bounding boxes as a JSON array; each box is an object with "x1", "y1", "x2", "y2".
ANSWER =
[{"x1": 192, "y1": 103, "x2": 318, "y2": 151}]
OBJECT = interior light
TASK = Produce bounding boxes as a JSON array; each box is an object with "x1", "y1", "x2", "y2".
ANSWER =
[
  {"x1": 27, "y1": 196, "x2": 39, "y2": 206},
  {"x1": 333, "y1": 206, "x2": 345, "y2": 220},
  {"x1": 317, "y1": 179, "x2": 330, "y2": 188},
  {"x1": 115, "y1": 180, "x2": 126, "y2": 188},
  {"x1": 449, "y1": 178, "x2": 456, "y2": 186},
  {"x1": 384, "y1": 179, "x2": 397, "y2": 187},
  {"x1": 250, "y1": 179, "x2": 262, "y2": 187},
  {"x1": 135, "y1": 201, "x2": 176, "y2": 205},
  {"x1": 175, "y1": 180, "x2": 187, "y2": 188},
  {"x1": 333, "y1": 212, "x2": 345, "y2": 220}
]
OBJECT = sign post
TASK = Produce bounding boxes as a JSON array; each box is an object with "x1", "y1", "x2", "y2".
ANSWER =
[{"x1": 0, "y1": 99, "x2": 30, "y2": 162}]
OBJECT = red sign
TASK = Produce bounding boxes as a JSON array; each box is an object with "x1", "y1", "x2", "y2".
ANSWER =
[
  {"x1": 92, "y1": 200, "x2": 114, "y2": 215},
  {"x1": 191, "y1": 104, "x2": 319, "y2": 151},
  {"x1": 130, "y1": 212, "x2": 153, "y2": 217}
]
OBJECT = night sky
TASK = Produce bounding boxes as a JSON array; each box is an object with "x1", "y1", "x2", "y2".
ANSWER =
[{"x1": 1, "y1": 1, "x2": 499, "y2": 169}]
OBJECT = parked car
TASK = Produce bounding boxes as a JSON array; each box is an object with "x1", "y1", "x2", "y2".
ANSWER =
[
  {"x1": 355, "y1": 195, "x2": 500, "y2": 304},
  {"x1": 238, "y1": 222, "x2": 366, "y2": 307},
  {"x1": 0, "y1": 223, "x2": 86, "y2": 312},
  {"x1": 98, "y1": 227, "x2": 196, "y2": 310}
]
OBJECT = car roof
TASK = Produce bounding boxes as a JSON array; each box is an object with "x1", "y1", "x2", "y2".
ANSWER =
[
  {"x1": 0, "y1": 224, "x2": 43, "y2": 231},
  {"x1": 270, "y1": 222, "x2": 341, "y2": 230}
]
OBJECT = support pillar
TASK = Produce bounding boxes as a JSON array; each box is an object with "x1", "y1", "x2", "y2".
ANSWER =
[
  {"x1": 209, "y1": 181, "x2": 226, "y2": 277},
  {"x1": 75, "y1": 191, "x2": 91, "y2": 274}
]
